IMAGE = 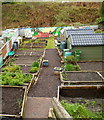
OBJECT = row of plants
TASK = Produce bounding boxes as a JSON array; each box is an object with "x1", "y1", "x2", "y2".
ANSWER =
[
  {"x1": 2, "y1": 54, "x2": 40, "y2": 74},
  {"x1": 29, "y1": 61, "x2": 39, "y2": 73},
  {"x1": 2, "y1": 64, "x2": 21, "y2": 73},
  {"x1": 0, "y1": 71, "x2": 32, "y2": 86},
  {"x1": 0, "y1": 61, "x2": 40, "y2": 86},
  {"x1": 62, "y1": 56, "x2": 81, "y2": 71},
  {"x1": 61, "y1": 100, "x2": 103, "y2": 119}
]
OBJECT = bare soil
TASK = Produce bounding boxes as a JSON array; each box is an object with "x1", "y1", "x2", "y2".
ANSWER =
[
  {"x1": 1, "y1": 87, "x2": 24, "y2": 115},
  {"x1": 77, "y1": 61, "x2": 104, "y2": 71},
  {"x1": 15, "y1": 49, "x2": 44, "y2": 56},
  {"x1": 20, "y1": 65, "x2": 31, "y2": 73},
  {"x1": 28, "y1": 49, "x2": 62, "y2": 97},
  {"x1": 100, "y1": 71, "x2": 104, "y2": 77},
  {"x1": 62, "y1": 72, "x2": 104, "y2": 82},
  {"x1": 14, "y1": 55, "x2": 40, "y2": 65}
]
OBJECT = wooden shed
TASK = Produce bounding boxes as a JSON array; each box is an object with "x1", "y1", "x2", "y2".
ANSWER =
[{"x1": 67, "y1": 33, "x2": 104, "y2": 61}]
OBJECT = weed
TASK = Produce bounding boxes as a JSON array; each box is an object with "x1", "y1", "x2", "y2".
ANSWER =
[
  {"x1": 91, "y1": 101, "x2": 97, "y2": 105},
  {"x1": 17, "y1": 98, "x2": 22, "y2": 109},
  {"x1": 61, "y1": 100, "x2": 103, "y2": 119}
]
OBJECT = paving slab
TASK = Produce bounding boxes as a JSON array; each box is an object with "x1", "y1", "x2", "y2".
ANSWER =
[{"x1": 23, "y1": 97, "x2": 52, "y2": 119}]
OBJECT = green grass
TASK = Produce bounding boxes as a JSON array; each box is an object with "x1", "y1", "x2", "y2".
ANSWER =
[{"x1": 46, "y1": 36, "x2": 55, "y2": 49}]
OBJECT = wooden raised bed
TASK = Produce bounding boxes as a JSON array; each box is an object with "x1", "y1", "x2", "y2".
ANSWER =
[
  {"x1": 58, "y1": 85, "x2": 104, "y2": 119},
  {"x1": 77, "y1": 61, "x2": 104, "y2": 71},
  {"x1": 60, "y1": 71, "x2": 104, "y2": 85},
  {"x1": 0, "y1": 86, "x2": 27, "y2": 118},
  {"x1": 13, "y1": 55, "x2": 40, "y2": 66},
  {"x1": 100, "y1": 71, "x2": 104, "y2": 77},
  {"x1": 15, "y1": 49, "x2": 44, "y2": 56}
]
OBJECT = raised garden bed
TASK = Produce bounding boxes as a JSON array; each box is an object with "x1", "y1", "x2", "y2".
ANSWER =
[
  {"x1": 0, "y1": 72, "x2": 33, "y2": 86},
  {"x1": 32, "y1": 43, "x2": 46, "y2": 48},
  {"x1": 15, "y1": 49, "x2": 44, "y2": 56},
  {"x1": 0, "y1": 86, "x2": 27, "y2": 118},
  {"x1": 60, "y1": 71, "x2": 104, "y2": 85},
  {"x1": 13, "y1": 55, "x2": 41, "y2": 66},
  {"x1": 20, "y1": 40, "x2": 47, "y2": 48},
  {"x1": 21, "y1": 43, "x2": 32, "y2": 48},
  {"x1": 59, "y1": 85, "x2": 104, "y2": 119},
  {"x1": 77, "y1": 61, "x2": 104, "y2": 71}
]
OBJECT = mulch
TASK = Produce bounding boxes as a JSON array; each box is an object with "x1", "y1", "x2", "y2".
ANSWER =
[
  {"x1": 77, "y1": 61, "x2": 104, "y2": 71},
  {"x1": 28, "y1": 49, "x2": 62, "y2": 97},
  {"x1": 1, "y1": 87, "x2": 24, "y2": 115}
]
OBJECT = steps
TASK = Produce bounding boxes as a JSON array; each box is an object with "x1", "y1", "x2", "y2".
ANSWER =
[{"x1": 23, "y1": 97, "x2": 52, "y2": 118}]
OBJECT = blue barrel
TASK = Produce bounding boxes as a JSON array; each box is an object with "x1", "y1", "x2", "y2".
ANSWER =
[{"x1": 64, "y1": 52, "x2": 72, "y2": 58}]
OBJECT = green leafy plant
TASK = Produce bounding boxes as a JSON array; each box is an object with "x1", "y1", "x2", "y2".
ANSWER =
[
  {"x1": 1, "y1": 64, "x2": 21, "y2": 72},
  {"x1": 61, "y1": 100, "x2": 103, "y2": 119},
  {"x1": 17, "y1": 98, "x2": 22, "y2": 109},
  {"x1": 64, "y1": 64, "x2": 75, "y2": 71},
  {"x1": 1, "y1": 72, "x2": 32, "y2": 86},
  {"x1": 65, "y1": 56, "x2": 76, "y2": 64},
  {"x1": 64, "y1": 64, "x2": 81, "y2": 71},
  {"x1": 32, "y1": 61, "x2": 39, "y2": 67},
  {"x1": 29, "y1": 67, "x2": 38, "y2": 73}
]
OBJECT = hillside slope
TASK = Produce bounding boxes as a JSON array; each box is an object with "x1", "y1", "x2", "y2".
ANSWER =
[{"x1": 2, "y1": 2, "x2": 101, "y2": 29}]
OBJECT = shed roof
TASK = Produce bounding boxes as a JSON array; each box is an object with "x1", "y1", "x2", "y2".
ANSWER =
[
  {"x1": 70, "y1": 33, "x2": 104, "y2": 46},
  {"x1": 65, "y1": 29, "x2": 94, "y2": 38}
]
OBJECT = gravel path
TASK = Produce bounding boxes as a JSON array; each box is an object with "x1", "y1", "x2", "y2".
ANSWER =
[{"x1": 28, "y1": 49, "x2": 62, "y2": 97}]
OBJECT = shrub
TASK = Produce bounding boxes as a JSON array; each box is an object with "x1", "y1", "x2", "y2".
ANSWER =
[
  {"x1": 29, "y1": 67, "x2": 38, "y2": 73},
  {"x1": 32, "y1": 61, "x2": 39, "y2": 67}
]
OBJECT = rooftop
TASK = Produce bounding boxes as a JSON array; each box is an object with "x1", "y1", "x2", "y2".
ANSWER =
[
  {"x1": 65, "y1": 29, "x2": 94, "y2": 38},
  {"x1": 70, "y1": 33, "x2": 104, "y2": 46}
]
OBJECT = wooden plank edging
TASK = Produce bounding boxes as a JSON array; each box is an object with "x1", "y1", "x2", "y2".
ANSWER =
[{"x1": 52, "y1": 97, "x2": 72, "y2": 119}]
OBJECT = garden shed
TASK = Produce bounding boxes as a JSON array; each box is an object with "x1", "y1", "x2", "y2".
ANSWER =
[
  {"x1": 67, "y1": 33, "x2": 104, "y2": 61},
  {"x1": 61, "y1": 29, "x2": 94, "y2": 41}
]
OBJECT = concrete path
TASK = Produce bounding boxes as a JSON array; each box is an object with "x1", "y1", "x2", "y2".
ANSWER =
[{"x1": 23, "y1": 97, "x2": 52, "y2": 119}]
